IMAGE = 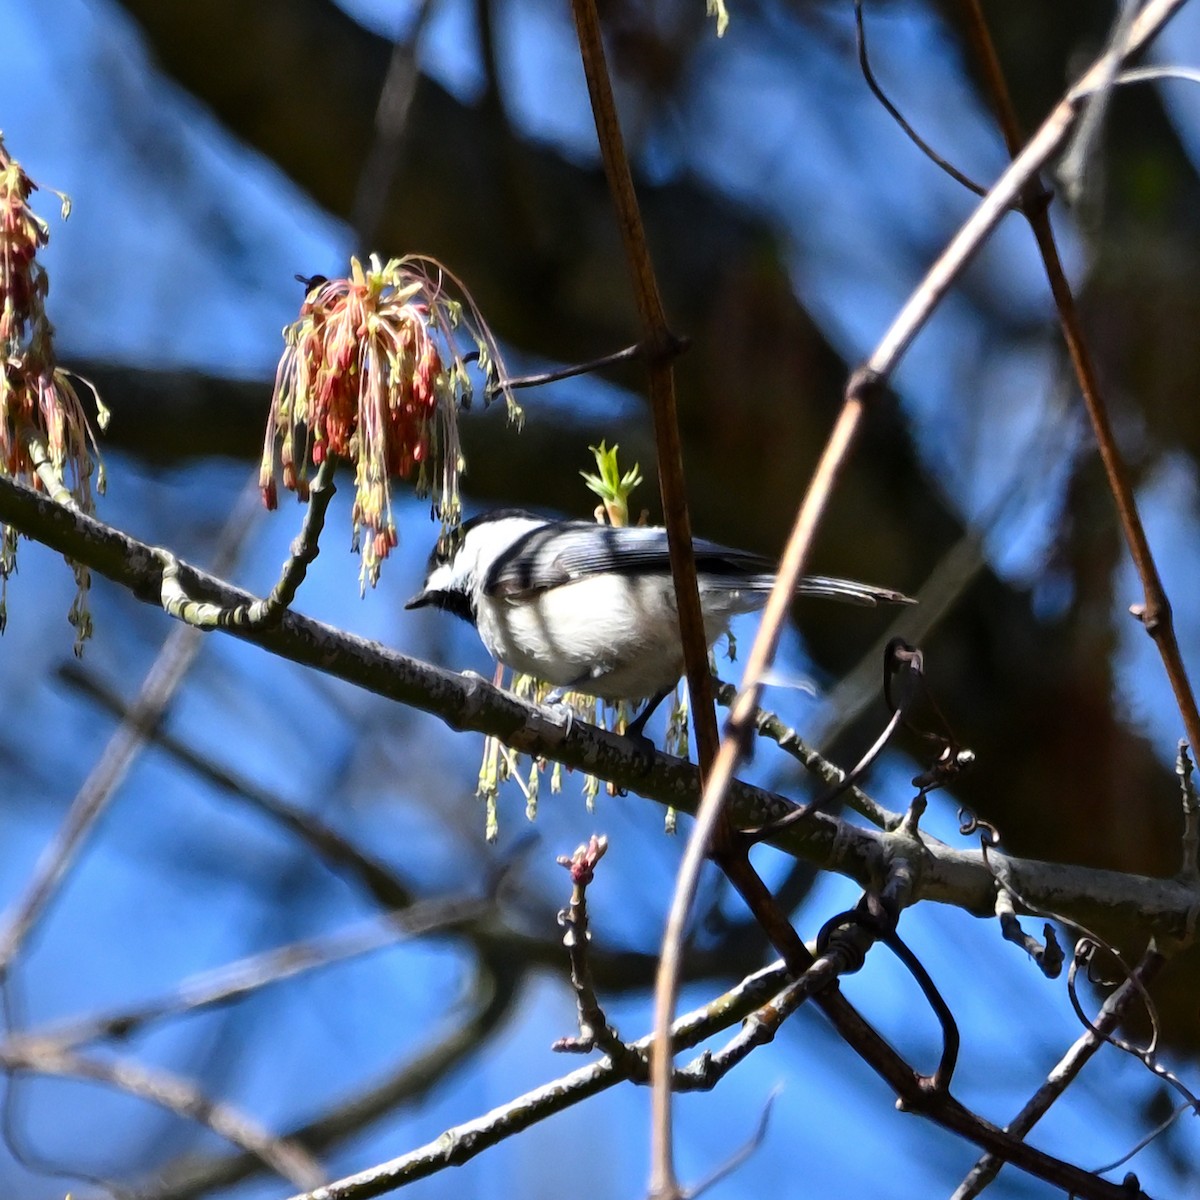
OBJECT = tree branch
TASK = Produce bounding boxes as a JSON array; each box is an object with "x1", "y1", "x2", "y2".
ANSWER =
[{"x1": 1, "y1": 474, "x2": 1197, "y2": 940}]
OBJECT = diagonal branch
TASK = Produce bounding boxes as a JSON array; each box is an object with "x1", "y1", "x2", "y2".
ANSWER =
[
  {"x1": 0, "y1": 1042, "x2": 324, "y2": 1189},
  {"x1": 951, "y1": 948, "x2": 1167, "y2": 1199},
  {"x1": 5, "y1": 898, "x2": 488, "y2": 1055},
  {"x1": 127, "y1": 955, "x2": 521, "y2": 1200},
  {"x1": 642, "y1": 2, "x2": 1191, "y2": 1195},
  {"x1": 0, "y1": 477, "x2": 262, "y2": 975},
  {"x1": 957, "y1": 0, "x2": 1200, "y2": 797}
]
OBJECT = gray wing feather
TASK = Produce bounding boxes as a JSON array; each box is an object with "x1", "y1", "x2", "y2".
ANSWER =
[
  {"x1": 484, "y1": 520, "x2": 911, "y2": 606},
  {"x1": 484, "y1": 522, "x2": 773, "y2": 598}
]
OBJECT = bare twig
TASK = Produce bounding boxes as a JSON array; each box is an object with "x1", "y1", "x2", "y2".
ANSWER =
[
  {"x1": 127, "y1": 956, "x2": 521, "y2": 1200},
  {"x1": 951, "y1": 948, "x2": 1166, "y2": 1200},
  {"x1": 870, "y1": 0, "x2": 1186, "y2": 375},
  {"x1": 1090, "y1": 1099, "x2": 1195, "y2": 1177},
  {"x1": 488, "y1": 341, "x2": 650, "y2": 394},
  {"x1": 819, "y1": 531, "x2": 984, "y2": 743},
  {"x1": 567, "y1": 6, "x2": 742, "y2": 1192},
  {"x1": 19, "y1": 425, "x2": 77, "y2": 508},
  {"x1": 552, "y1": 836, "x2": 644, "y2": 1073},
  {"x1": 679, "y1": 1089, "x2": 778, "y2": 1200},
  {"x1": 6, "y1": 897, "x2": 487, "y2": 1054},
  {"x1": 713, "y1": 679, "x2": 901, "y2": 829},
  {"x1": 566, "y1": 0, "x2": 715, "y2": 773},
  {"x1": 650, "y1": 374, "x2": 875, "y2": 1200},
  {"x1": 1067, "y1": 942, "x2": 1199, "y2": 1108},
  {"x1": 749, "y1": 639, "x2": 933, "y2": 838},
  {"x1": 161, "y1": 457, "x2": 336, "y2": 630},
  {"x1": 853, "y1": 0, "x2": 988, "y2": 197},
  {"x1": 1056, "y1": 0, "x2": 1139, "y2": 205},
  {"x1": 0, "y1": 1042, "x2": 324, "y2": 1189},
  {"x1": 0, "y1": 476, "x2": 263, "y2": 975},
  {"x1": 959, "y1": 0, "x2": 1200, "y2": 797},
  {"x1": 348, "y1": 3, "x2": 433, "y2": 249},
  {"x1": 980, "y1": 835, "x2": 1157, "y2": 1021},
  {"x1": 994, "y1": 886, "x2": 1064, "y2": 979},
  {"x1": 1177, "y1": 741, "x2": 1199, "y2": 885}
]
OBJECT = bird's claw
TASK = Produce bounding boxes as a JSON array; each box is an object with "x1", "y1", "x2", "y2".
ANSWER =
[{"x1": 539, "y1": 692, "x2": 576, "y2": 737}]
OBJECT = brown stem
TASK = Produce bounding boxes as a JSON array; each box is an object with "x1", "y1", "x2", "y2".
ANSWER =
[
  {"x1": 567, "y1": 5, "x2": 720, "y2": 1194},
  {"x1": 951, "y1": 949, "x2": 1166, "y2": 1199},
  {"x1": 957, "y1": 0, "x2": 1200, "y2": 791},
  {"x1": 644, "y1": 3, "x2": 1189, "y2": 1195}
]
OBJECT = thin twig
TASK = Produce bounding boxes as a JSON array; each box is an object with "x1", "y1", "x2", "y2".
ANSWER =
[
  {"x1": 552, "y1": 836, "x2": 645, "y2": 1072},
  {"x1": 958, "y1": 0, "x2": 1200, "y2": 788},
  {"x1": 566, "y1": 6, "x2": 723, "y2": 1193},
  {"x1": 679, "y1": 1089, "x2": 778, "y2": 1200},
  {"x1": 869, "y1": 0, "x2": 1186, "y2": 374},
  {"x1": 1067, "y1": 942, "x2": 1198, "y2": 1108},
  {"x1": 818, "y1": 530, "x2": 984, "y2": 744},
  {"x1": 0, "y1": 1042, "x2": 324, "y2": 1189},
  {"x1": 0, "y1": 476, "x2": 263, "y2": 975},
  {"x1": 994, "y1": 886, "x2": 1064, "y2": 979},
  {"x1": 566, "y1": 0, "x2": 715, "y2": 771},
  {"x1": 348, "y1": 2, "x2": 433, "y2": 250},
  {"x1": 1056, "y1": 0, "x2": 1139, "y2": 205},
  {"x1": 650, "y1": 379, "x2": 874, "y2": 1200},
  {"x1": 488, "y1": 341, "x2": 649, "y2": 394},
  {"x1": 19, "y1": 425, "x2": 77, "y2": 508},
  {"x1": 161, "y1": 457, "x2": 336, "y2": 630},
  {"x1": 1090, "y1": 1099, "x2": 1195, "y2": 1177},
  {"x1": 6, "y1": 897, "x2": 487, "y2": 1054},
  {"x1": 951, "y1": 948, "x2": 1166, "y2": 1199},
  {"x1": 750, "y1": 638, "x2": 933, "y2": 837},
  {"x1": 1176, "y1": 741, "x2": 1199, "y2": 884},
  {"x1": 713, "y1": 679, "x2": 901, "y2": 829},
  {"x1": 853, "y1": 0, "x2": 988, "y2": 197}
]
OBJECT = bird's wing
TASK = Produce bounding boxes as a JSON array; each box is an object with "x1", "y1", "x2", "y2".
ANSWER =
[
  {"x1": 483, "y1": 522, "x2": 773, "y2": 599},
  {"x1": 483, "y1": 521, "x2": 912, "y2": 606}
]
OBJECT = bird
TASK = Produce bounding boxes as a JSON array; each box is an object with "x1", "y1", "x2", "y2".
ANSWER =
[{"x1": 406, "y1": 509, "x2": 912, "y2": 735}]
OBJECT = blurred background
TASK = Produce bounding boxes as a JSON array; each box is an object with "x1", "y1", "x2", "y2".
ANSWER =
[{"x1": 2, "y1": 0, "x2": 1200, "y2": 1196}]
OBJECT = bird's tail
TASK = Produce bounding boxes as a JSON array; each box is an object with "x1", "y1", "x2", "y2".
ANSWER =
[
  {"x1": 795, "y1": 575, "x2": 914, "y2": 606},
  {"x1": 702, "y1": 573, "x2": 914, "y2": 608}
]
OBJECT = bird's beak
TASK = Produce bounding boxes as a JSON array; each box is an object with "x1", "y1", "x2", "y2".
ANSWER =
[{"x1": 404, "y1": 589, "x2": 433, "y2": 610}]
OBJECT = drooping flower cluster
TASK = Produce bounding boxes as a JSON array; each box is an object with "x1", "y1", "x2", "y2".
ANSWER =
[
  {"x1": 261, "y1": 254, "x2": 516, "y2": 590},
  {"x1": 0, "y1": 133, "x2": 108, "y2": 648}
]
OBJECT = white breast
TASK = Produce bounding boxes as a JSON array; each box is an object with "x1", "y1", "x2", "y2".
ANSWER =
[{"x1": 475, "y1": 574, "x2": 743, "y2": 700}]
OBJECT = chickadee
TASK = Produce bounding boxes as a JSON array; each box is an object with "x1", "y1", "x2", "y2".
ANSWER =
[{"x1": 406, "y1": 510, "x2": 912, "y2": 734}]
